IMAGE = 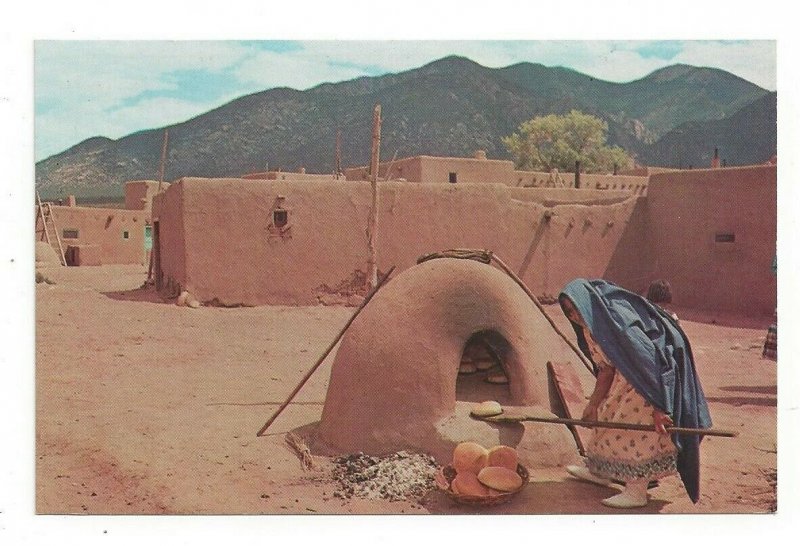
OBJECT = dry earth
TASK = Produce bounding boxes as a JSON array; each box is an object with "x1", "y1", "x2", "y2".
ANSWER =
[{"x1": 35, "y1": 265, "x2": 777, "y2": 515}]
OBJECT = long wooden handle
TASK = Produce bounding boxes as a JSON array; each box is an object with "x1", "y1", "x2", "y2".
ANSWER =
[
  {"x1": 472, "y1": 412, "x2": 738, "y2": 438},
  {"x1": 490, "y1": 254, "x2": 595, "y2": 375},
  {"x1": 256, "y1": 265, "x2": 396, "y2": 437}
]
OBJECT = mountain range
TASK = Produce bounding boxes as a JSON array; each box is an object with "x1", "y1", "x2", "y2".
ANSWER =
[{"x1": 35, "y1": 55, "x2": 776, "y2": 198}]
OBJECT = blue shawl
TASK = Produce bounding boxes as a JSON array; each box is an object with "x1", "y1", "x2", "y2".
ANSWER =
[{"x1": 559, "y1": 278, "x2": 712, "y2": 503}]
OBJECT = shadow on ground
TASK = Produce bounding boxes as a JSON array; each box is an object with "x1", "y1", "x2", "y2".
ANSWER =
[
  {"x1": 705, "y1": 396, "x2": 776, "y2": 407},
  {"x1": 102, "y1": 286, "x2": 172, "y2": 304},
  {"x1": 422, "y1": 477, "x2": 670, "y2": 514},
  {"x1": 719, "y1": 385, "x2": 776, "y2": 396}
]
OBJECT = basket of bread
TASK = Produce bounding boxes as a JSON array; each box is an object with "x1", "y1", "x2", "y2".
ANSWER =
[{"x1": 435, "y1": 441, "x2": 528, "y2": 506}]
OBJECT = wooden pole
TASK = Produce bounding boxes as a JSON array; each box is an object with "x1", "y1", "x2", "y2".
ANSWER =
[
  {"x1": 472, "y1": 412, "x2": 737, "y2": 438},
  {"x1": 256, "y1": 265, "x2": 396, "y2": 437},
  {"x1": 490, "y1": 253, "x2": 595, "y2": 375},
  {"x1": 157, "y1": 128, "x2": 169, "y2": 193},
  {"x1": 366, "y1": 104, "x2": 381, "y2": 289},
  {"x1": 335, "y1": 129, "x2": 342, "y2": 180}
]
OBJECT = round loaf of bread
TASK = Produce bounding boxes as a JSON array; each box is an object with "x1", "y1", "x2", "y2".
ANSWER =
[
  {"x1": 487, "y1": 445, "x2": 518, "y2": 471},
  {"x1": 451, "y1": 471, "x2": 490, "y2": 497},
  {"x1": 452, "y1": 442, "x2": 489, "y2": 474},
  {"x1": 478, "y1": 466, "x2": 523, "y2": 492},
  {"x1": 475, "y1": 359, "x2": 496, "y2": 371},
  {"x1": 485, "y1": 372, "x2": 509, "y2": 384},
  {"x1": 471, "y1": 400, "x2": 503, "y2": 417}
]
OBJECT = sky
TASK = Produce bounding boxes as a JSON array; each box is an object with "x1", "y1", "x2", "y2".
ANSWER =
[{"x1": 34, "y1": 40, "x2": 776, "y2": 161}]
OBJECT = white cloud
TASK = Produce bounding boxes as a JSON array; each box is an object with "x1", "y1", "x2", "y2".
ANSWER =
[
  {"x1": 232, "y1": 49, "x2": 370, "y2": 90},
  {"x1": 35, "y1": 41, "x2": 255, "y2": 158},
  {"x1": 673, "y1": 41, "x2": 776, "y2": 89}
]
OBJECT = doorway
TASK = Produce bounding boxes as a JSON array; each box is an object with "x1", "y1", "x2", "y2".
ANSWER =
[{"x1": 456, "y1": 330, "x2": 513, "y2": 405}]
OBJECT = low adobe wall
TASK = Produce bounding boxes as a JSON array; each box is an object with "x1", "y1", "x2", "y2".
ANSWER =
[
  {"x1": 242, "y1": 172, "x2": 343, "y2": 182},
  {"x1": 35, "y1": 205, "x2": 147, "y2": 265},
  {"x1": 153, "y1": 178, "x2": 651, "y2": 306},
  {"x1": 647, "y1": 165, "x2": 776, "y2": 315},
  {"x1": 513, "y1": 171, "x2": 648, "y2": 194}
]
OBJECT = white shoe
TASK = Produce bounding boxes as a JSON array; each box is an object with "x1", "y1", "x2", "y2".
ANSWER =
[
  {"x1": 566, "y1": 465, "x2": 613, "y2": 487},
  {"x1": 601, "y1": 480, "x2": 648, "y2": 508}
]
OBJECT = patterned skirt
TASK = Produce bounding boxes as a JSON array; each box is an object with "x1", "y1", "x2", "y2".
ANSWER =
[{"x1": 586, "y1": 371, "x2": 677, "y2": 482}]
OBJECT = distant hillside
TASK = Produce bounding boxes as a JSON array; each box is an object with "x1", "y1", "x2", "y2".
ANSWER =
[
  {"x1": 36, "y1": 56, "x2": 773, "y2": 198},
  {"x1": 641, "y1": 91, "x2": 777, "y2": 168}
]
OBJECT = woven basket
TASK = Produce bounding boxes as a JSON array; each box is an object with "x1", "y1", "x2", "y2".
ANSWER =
[{"x1": 435, "y1": 464, "x2": 529, "y2": 507}]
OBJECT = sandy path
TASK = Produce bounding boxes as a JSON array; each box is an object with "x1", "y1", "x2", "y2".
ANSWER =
[{"x1": 35, "y1": 265, "x2": 776, "y2": 514}]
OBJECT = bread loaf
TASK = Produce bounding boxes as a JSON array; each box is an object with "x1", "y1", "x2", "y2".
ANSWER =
[
  {"x1": 485, "y1": 372, "x2": 509, "y2": 384},
  {"x1": 471, "y1": 400, "x2": 503, "y2": 417},
  {"x1": 451, "y1": 471, "x2": 490, "y2": 497},
  {"x1": 459, "y1": 363, "x2": 478, "y2": 374},
  {"x1": 452, "y1": 442, "x2": 489, "y2": 474},
  {"x1": 477, "y1": 466, "x2": 523, "y2": 492},
  {"x1": 475, "y1": 359, "x2": 496, "y2": 371},
  {"x1": 487, "y1": 445, "x2": 518, "y2": 471}
]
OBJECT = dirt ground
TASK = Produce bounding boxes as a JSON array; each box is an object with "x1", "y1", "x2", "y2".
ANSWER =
[{"x1": 35, "y1": 265, "x2": 777, "y2": 515}]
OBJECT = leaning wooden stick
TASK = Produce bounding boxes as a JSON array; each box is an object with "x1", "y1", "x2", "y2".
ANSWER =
[
  {"x1": 256, "y1": 265, "x2": 396, "y2": 437},
  {"x1": 471, "y1": 411, "x2": 737, "y2": 438},
  {"x1": 490, "y1": 253, "x2": 595, "y2": 375}
]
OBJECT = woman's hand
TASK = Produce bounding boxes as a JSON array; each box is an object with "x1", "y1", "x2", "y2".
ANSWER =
[
  {"x1": 653, "y1": 410, "x2": 673, "y2": 435},
  {"x1": 581, "y1": 403, "x2": 599, "y2": 425}
]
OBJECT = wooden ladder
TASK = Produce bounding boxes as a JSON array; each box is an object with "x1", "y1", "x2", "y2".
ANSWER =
[{"x1": 36, "y1": 192, "x2": 66, "y2": 266}]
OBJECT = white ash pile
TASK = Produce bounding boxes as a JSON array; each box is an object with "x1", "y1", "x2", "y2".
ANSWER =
[{"x1": 331, "y1": 451, "x2": 438, "y2": 501}]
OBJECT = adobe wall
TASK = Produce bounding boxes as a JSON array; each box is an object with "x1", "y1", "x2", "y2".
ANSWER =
[
  {"x1": 619, "y1": 166, "x2": 677, "y2": 177},
  {"x1": 417, "y1": 156, "x2": 516, "y2": 185},
  {"x1": 344, "y1": 156, "x2": 515, "y2": 185},
  {"x1": 580, "y1": 173, "x2": 648, "y2": 194},
  {"x1": 157, "y1": 178, "x2": 650, "y2": 306},
  {"x1": 647, "y1": 165, "x2": 777, "y2": 315},
  {"x1": 242, "y1": 171, "x2": 344, "y2": 182},
  {"x1": 512, "y1": 171, "x2": 648, "y2": 194},
  {"x1": 35, "y1": 205, "x2": 147, "y2": 265},
  {"x1": 151, "y1": 183, "x2": 187, "y2": 293},
  {"x1": 124, "y1": 180, "x2": 169, "y2": 220}
]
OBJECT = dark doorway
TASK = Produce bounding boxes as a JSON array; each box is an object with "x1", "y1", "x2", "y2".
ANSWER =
[
  {"x1": 153, "y1": 221, "x2": 162, "y2": 291},
  {"x1": 456, "y1": 330, "x2": 512, "y2": 405}
]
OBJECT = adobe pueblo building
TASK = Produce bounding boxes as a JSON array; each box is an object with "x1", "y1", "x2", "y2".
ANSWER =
[
  {"x1": 151, "y1": 154, "x2": 775, "y2": 316},
  {"x1": 35, "y1": 181, "x2": 166, "y2": 267}
]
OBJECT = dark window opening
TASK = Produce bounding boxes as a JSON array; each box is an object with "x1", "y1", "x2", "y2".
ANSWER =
[
  {"x1": 448, "y1": 172, "x2": 458, "y2": 184},
  {"x1": 122, "y1": 230, "x2": 130, "y2": 240},
  {"x1": 63, "y1": 229, "x2": 79, "y2": 239},
  {"x1": 273, "y1": 209, "x2": 289, "y2": 228},
  {"x1": 715, "y1": 232, "x2": 735, "y2": 243}
]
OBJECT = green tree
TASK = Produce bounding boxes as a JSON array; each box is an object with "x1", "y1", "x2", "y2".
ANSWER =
[{"x1": 502, "y1": 110, "x2": 633, "y2": 173}]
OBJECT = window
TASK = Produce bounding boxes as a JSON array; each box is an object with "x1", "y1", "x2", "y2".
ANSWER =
[
  {"x1": 273, "y1": 209, "x2": 288, "y2": 228},
  {"x1": 63, "y1": 229, "x2": 79, "y2": 239},
  {"x1": 715, "y1": 233, "x2": 735, "y2": 243},
  {"x1": 122, "y1": 230, "x2": 130, "y2": 240},
  {"x1": 448, "y1": 172, "x2": 458, "y2": 184}
]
